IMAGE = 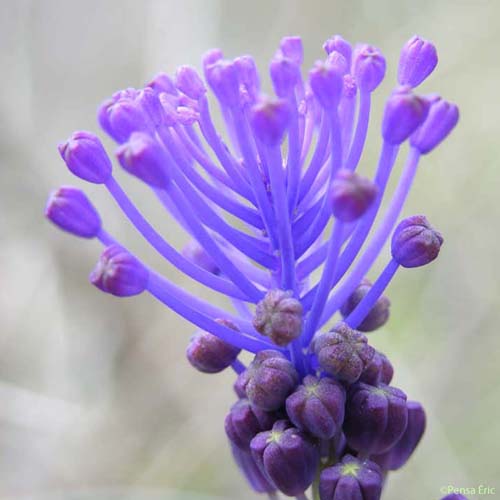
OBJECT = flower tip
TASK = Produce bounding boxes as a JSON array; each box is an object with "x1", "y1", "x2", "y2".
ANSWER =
[
  {"x1": 323, "y1": 35, "x2": 352, "y2": 66},
  {"x1": 309, "y1": 59, "x2": 344, "y2": 108},
  {"x1": 279, "y1": 36, "x2": 304, "y2": 65},
  {"x1": 353, "y1": 44, "x2": 386, "y2": 92},
  {"x1": 175, "y1": 65, "x2": 206, "y2": 100},
  {"x1": 398, "y1": 35, "x2": 438, "y2": 88},
  {"x1": 249, "y1": 96, "x2": 290, "y2": 146},
  {"x1": 269, "y1": 55, "x2": 300, "y2": 97}
]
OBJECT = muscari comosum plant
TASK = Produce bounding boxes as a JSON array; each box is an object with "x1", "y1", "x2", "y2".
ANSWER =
[{"x1": 46, "y1": 34, "x2": 461, "y2": 500}]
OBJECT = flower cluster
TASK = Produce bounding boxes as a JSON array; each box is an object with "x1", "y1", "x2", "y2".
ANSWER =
[{"x1": 46, "y1": 34, "x2": 459, "y2": 499}]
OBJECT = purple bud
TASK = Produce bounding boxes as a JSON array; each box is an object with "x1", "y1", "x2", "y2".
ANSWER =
[
  {"x1": 309, "y1": 59, "x2": 344, "y2": 108},
  {"x1": 202, "y1": 48, "x2": 224, "y2": 79},
  {"x1": 90, "y1": 245, "x2": 149, "y2": 297},
  {"x1": 175, "y1": 65, "x2": 206, "y2": 100},
  {"x1": 234, "y1": 55, "x2": 260, "y2": 103},
  {"x1": 285, "y1": 375, "x2": 345, "y2": 439},
  {"x1": 330, "y1": 170, "x2": 378, "y2": 222},
  {"x1": 319, "y1": 454, "x2": 382, "y2": 500},
  {"x1": 146, "y1": 73, "x2": 177, "y2": 95},
  {"x1": 45, "y1": 186, "x2": 101, "y2": 238},
  {"x1": 372, "y1": 401, "x2": 426, "y2": 470},
  {"x1": 186, "y1": 319, "x2": 241, "y2": 373},
  {"x1": 327, "y1": 51, "x2": 350, "y2": 76},
  {"x1": 249, "y1": 96, "x2": 290, "y2": 146},
  {"x1": 105, "y1": 98, "x2": 150, "y2": 144},
  {"x1": 344, "y1": 382, "x2": 408, "y2": 455},
  {"x1": 116, "y1": 132, "x2": 169, "y2": 188},
  {"x1": 270, "y1": 56, "x2": 300, "y2": 97},
  {"x1": 398, "y1": 36, "x2": 438, "y2": 88},
  {"x1": 205, "y1": 59, "x2": 240, "y2": 106},
  {"x1": 411, "y1": 96, "x2": 459, "y2": 154},
  {"x1": 279, "y1": 36, "x2": 304, "y2": 66},
  {"x1": 230, "y1": 442, "x2": 277, "y2": 494},
  {"x1": 253, "y1": 289, "x2": 303, "y2": 347},
  {"x1": 312, "y1": 323, "x2": 375, "y2": 384},
  {"x1": 58, "y1": 131, "x2": 112, "y2": 184},
  {"x1": 340, "y1": 279, "x2": 390, "y2": 332},
  {"x1": 182, "y1": 239, "x2": 219, "y2": 275},
  {"x1": 225, "y1": 398, "x2": 276, "y2": 449},
  {"x1": 250, "y1": 420, "x2": 319, "y2": 496},
  {"x1": 382, "y1": 86, "x2": 430, "y2": 145},
  {"x1": 136, "y1": 88, "x2": 164, "y2": 127},
  {"x1": 236, "y1": 350, "x2": 299, "y2": 411},
  {"x1": 359, "y1": 351, "x2": 394, "y2": 386},
  {"x1": 353, "y1": 44, "x2": 386, "y2": 93},
  {"x1": 323, "y1": 35, "x2": 352, "y2": 68},
  {"x1": 391, "y1": 215, "x2": 443, "y2": 268}
]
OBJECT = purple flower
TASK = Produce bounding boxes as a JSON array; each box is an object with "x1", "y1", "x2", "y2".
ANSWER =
[{"x1": 46, "y1": 33, "x2": 458, "y2": 498}]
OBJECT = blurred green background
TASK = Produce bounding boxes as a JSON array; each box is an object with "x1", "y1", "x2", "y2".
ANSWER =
[{"x1": 0, "y1": 0, "x2": 499, "y2": 499}]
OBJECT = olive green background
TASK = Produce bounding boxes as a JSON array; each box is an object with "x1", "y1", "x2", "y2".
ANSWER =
[{"x1": 0, "y1": 1, "x2": 499, "y2": 499}]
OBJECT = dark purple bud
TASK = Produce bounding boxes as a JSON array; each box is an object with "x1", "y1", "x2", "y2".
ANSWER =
[
  {"x1": 279, "y1": 36, "x2": 304, "y2": 66},
  {"x1": 236, "y1": 350, "x2": 299, "y2": 411},
  {"x1": 175, "y1": 65, "x2": 206, "y2": 100},
  {"x1": 330, "y1": 170, "x2": 378, "y2": 222},
  {"x1": 250, "y1": 420, "x2": 319, "y2": 496},
  {"x1": 391, "y1": 215, "x2": 443, "y2": 268},
  {"x1": 252, "y1": 289, "x2": 303, "y2": 347},
  {"x1": 372, "y1": 401, "x2": 426, "y2": 470},
  {"x1": 105, "y1": 98, "x2": 150, "y2": 144},
  {"x1": 146, "y1": 73, "x2": 177, "y2": 95},
  {"x1": 230, "y1": 442, "x2": 277, "y2": 494},
  {"x1": 225, "y1": 398, "x2": 276, "y2": 449},
  {"x1": 182, "y1": 239, "x2": 219, "y2": 275},
  {"x1": 186, "y1": 319, "x2": 241, "y2": 373},
  {"x1": 353, "y1": 44, "x2": 386, "y2": 93},
  {"x1": 344, "y1": 382, "x2": 408, "y2": 455},
  {"x1": 285, "y1": 375, "x2": 345, "y2": 439},
  {"x1": 411, "y1": 96, "x2": 459, "y2": 154},
  {"x1": 340, "y1": 279, "x2": 390, "y2": 332},
  {"x1": 319, "y1": 454, "x2": 383, "y2": 500},
  {"x1": 90, "y1": 245, "x2": 149, "y2": 297},
  {"x1": 323, "y1": 35, "x2": 352, "y2": 67},
  {"x1": 205, "y1": 59, "x2": 240, "y2": 107},
  {"x1": 382, "y1": 86, "x2": 430, "y2": 145},
  {"x1": 45, "y1": 186, "x2": 101, "y2": 238},
  {"x1": 309, "y1": 59, "x2": 344, "y2": 108},
  {"x1": 359, "y1": 351, "x2": 394, "y2": 386},
  {"x1": 116, "y1": 132, "x2": 169, "y2": 188},
  {"x1": 312, "y1": 323, "x2": 375, "y2": 384},
  {"x1": 58, "y1": 131, "x2": 112, "y2": 184},
  {"x1": 249, "y1": 96, "x2": 290, "y2": 147},
  {"x1": 270, "y1": 56, "x2": 300, "y2": 97},
  {"x1": 398, "y1": 36, "x2": 438, "y2": 88}
]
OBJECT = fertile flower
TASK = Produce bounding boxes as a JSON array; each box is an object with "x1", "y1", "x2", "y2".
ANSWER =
[{"x1": 46, "y1": 33, "x2": 458, "y2": 498}]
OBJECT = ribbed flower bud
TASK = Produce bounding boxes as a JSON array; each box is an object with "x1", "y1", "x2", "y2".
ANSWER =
[
  {"x1": 319, "y1": 454, "x2": 383, "y2": 500},
  {"x1": 359, "y1": 351, "x2": 394, "y2": 386},
  {"x1": 279, "y1": 36, "x2": 304, "y2": 66},
  {"x1": 372, "y1": 401, "x2": 426, "y2": 470},
  {"x1": 250, "y1": 420, "x2": 319, "y2": 496},
  {"x1": 253, "y1": 289, "x2": 303, "y2": 346},
  {"x1": 104, "y1": 98, "x2": 150, "y2": 144},
  {"x1": 175, "y1": 65, "x2": 206, "y2": 100},
  {"x1": 391, "y1": 215, "x2": 443, "y2": 268},
  {"x1": 323, "y1": 35, "x2": 352, "y2": 67},
  {"x1": 136, "y1": 87, "x2": 164, "y2": 128},
  {"x1": 382, "y1": 86, "x2": 430, "y2": 145},
  {"x1": 146, "y1": 72, "x2": 177, "y2": 95},
  {"x1": 330, "y1": 170, "x2": 378, "y2": 222},
  {"x1": 270, "y1": 56, "x2": 300, "y2": 97},
  {"x1": 249, "y1": 96, "x2": 290, "y2": 147},
  {"x1": 186, "y1": 319, "x2": 241, "y2": 373},
  {"x1": 286, "y1": 375, "x2": 345, "y2": 439},
  {"x1": 411, "y1": 96, "x2": 459, "y2": 154},
  {"x1": 230, "y1": 442, "x2": 276, "y2": 494},
  {"x1": 90, "y1": 245, "x2": 149, "y2": 297},
  {"x1": 353, "y1": 44, "x2": 386, "y2": 93},
  {"x1": 45, "y1": 186, "x2": 101, "y2": 238},
  {"x1": 116, "y1": 132, "x2": 169, "y2": 188},
  {"x1": 309, "y1": 60, "x2": 344, "y2": 109},
  {"x1": 204, "y1": 59, "x2": 240, "y2": 106},
  {"x1": 312, "y1": 323, "x2": 375, "y2": 384},
  {"x1": 398, "y1": 36, "x2": 438, "y2": 88},
  {"x1": 236, "y1": 350, "x2": 299, "y2": 411},
  {"x1": 182, "y1": 239, "x2": 219, "y2": 275},
  {"x1": 58, "y1": 131, "x2": 112, "y2": 184},
  {"x1": 340, "y1": 279, "x2": 390, "y2": 331},
  {"x1": 327, "y1": 51, "x2": 350, "y2": 76},
  {"x1": 344, "y1": 382, "x2": 408, "y2": 455},
  {"x1": 202, "y1": 48, "x2": 224, "y2": 80},
  {"x1": 225, "y1": 398, "x2": 276, "y2": 450},
  {"x1": 234, "y1": 55, "x2": 260, "y2": 102}
]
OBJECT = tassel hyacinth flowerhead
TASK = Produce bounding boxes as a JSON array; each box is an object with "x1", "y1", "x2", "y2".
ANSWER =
[{"x1": 46, "y1": 33, "x2": 459, "y2": 499}]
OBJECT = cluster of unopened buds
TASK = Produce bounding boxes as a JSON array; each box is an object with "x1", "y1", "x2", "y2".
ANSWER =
[{"x1": 46, "y1": 33, "x2": 461, "y2": 499}]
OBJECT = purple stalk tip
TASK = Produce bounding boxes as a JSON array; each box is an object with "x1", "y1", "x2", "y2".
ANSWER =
[
  {"x1": 353, "y1": 44, "x2": 386, "y2": 93},
  {"x1": 398, "y1": 35, "x2": 438, "y2": 88},
  {"x1": 249, "y1": 96, "x2": 291, "y2": 146}
]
